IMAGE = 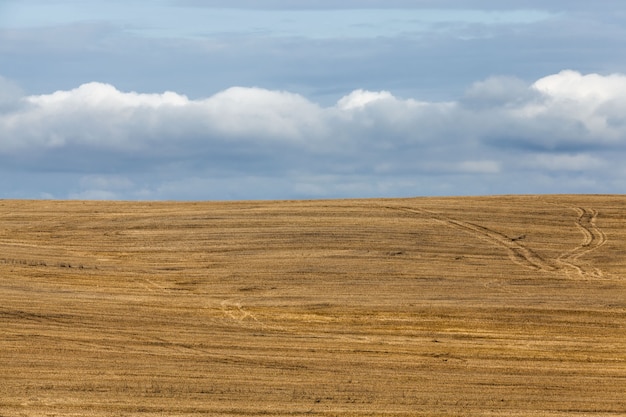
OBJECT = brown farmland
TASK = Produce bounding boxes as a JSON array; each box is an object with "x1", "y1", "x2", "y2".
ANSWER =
[{"x1": 1, "y1": 195, "x2": 625, "y2": 416}]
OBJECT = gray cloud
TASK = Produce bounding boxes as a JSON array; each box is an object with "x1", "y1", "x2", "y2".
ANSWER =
[
  {"x1": 461, "y1": 76, "x2": 541, "y2": 109},
  {"x1": 1, "y1": 70, "x2": 625, "y2": 199},
  {"x1": 174, "y1": 0, "x2": 626, "y2": 12},
  {"x1": 0, "y1": 76, "x2": 24, "y2": 112},
  {"x1": 3, "y1": 2, "x2": 626, "y2": 107},
  {"x1": 3, "y1": 1, "x2": 626, "y2": 199}
]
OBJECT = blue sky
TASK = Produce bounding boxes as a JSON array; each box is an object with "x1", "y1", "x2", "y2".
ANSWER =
[{"x1": 1, "y1": 0, "x2": 626, "y2": 200}]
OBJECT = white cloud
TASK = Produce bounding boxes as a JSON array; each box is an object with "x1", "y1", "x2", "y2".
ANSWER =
[
  {"x1": 1, "y1": 82, "x2": 327, "y2": 153},
  {"x1": 1, "y1": 70, "x2": 626, "y2": 199},
  {"x1": 336, "y1": 89, "x2": 395, "y2": 110},
  {"x1": 521, "y1": 70, "x2": 626, "y2": 143},
  {"x1": 3, "y1": 70, "x2": 626, "y2": 158},
  {"x1": 27, "y1": 82, "x2": 190, "y2": 109},
  {"x1": 533, "y1": 70, "x2": 626, "y2": 103},
  {"x1": 467, "y1": 70, "x2": 626, "y2": 150},
  {"x1": 203, "y1": 86, "x2": 324, "y2": 144}
]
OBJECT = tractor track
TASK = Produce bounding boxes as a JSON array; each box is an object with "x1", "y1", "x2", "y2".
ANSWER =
[
  {"x1": 385, "y1": 206, "x2": 556, "y2": 273},
  {"x1": 387, "y1": 204, "x2": 609, "y2": 280},
  {"x1": 557, "y1": 207, "x2": 607, "y2": 279}
]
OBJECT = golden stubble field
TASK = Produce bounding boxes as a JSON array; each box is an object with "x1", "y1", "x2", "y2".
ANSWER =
[{"x1": 0, "y1": 195, "x2": 625, "y2": 416}]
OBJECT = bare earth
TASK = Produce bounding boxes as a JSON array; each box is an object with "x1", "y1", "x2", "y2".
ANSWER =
[{"x1": 1, "y1": 195, "x2": 625, "y2": 416}]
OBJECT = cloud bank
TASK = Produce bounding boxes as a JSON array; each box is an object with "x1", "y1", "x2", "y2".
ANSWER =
[{"x1": 1, "y1": 70, "x2": 625, "y2": 199}]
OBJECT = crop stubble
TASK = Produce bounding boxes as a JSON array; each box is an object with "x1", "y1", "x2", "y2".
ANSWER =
[{"x1": 0, "y1": 195, "x2": 625, "y2": 416}]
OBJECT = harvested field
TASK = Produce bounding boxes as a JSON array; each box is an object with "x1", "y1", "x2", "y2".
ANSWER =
[{"x1": 1, "y1": 195, "x2": 625, "y2": 416}]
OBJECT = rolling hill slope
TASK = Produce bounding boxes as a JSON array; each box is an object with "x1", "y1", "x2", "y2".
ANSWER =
[{"x1": 1, "y1": 195, "x2": 625, "y2": 416}]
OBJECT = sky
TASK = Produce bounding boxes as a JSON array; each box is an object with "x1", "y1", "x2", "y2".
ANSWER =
[{"x1": 1, "y1": 1, "x2": 626, "y2": 200}]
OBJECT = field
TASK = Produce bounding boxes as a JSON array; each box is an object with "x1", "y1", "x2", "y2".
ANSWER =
[{"x1": 1, "y1": 195, "x2": 625, "y2": 416}]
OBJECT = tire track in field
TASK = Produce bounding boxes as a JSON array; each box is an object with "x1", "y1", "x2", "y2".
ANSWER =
[
  {"x1": 220, "y1": 299, "x2": 259, "y2": 322},
  {"x1": 386, "y1": 206, "x2": 556, "y2": 273},
  {"x1": 219, "y1": 299, "x2": 286, "y2": 331},
  {"x1": 557, "y1": 207, "x2": 607, "y2": 279}
]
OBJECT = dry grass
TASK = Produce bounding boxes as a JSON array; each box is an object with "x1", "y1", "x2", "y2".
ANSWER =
[{"x1": 0, "y1": 195, "x2": 625, "y2": 416}]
